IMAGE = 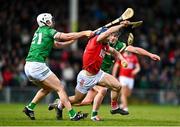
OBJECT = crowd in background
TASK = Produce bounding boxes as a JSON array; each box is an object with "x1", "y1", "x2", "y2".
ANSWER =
[{"x1": 0, "y1": 0, "x2": 179, "y2": 92}]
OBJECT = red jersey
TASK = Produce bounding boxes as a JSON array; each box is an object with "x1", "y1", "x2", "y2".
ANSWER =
[
  {"x1": 118, "y1": 53, "x2": 139, "y2": 78},
  {"x1": 83, "y1": 36, "x2": 109, "y2": 74}
]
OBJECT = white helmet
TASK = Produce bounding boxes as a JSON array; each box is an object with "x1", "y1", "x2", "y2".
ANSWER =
[{"x1": 36, "y1": 13, "x2": 53, "y2": 27}]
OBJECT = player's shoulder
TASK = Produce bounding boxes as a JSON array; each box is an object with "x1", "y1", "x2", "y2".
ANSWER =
[
  {"x1": 39, "y1": 26, "x2": 57, "y2": 37},
  {"x1": 38, "y1": 26, "x2": 55, "y2": 32},
  {"x1": 88, "y1": 35, "x2": 99, "y2": 44}
]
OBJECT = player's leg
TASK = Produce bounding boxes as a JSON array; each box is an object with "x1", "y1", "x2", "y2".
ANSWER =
[
  {"x1": 98, "y1": 72, "x2": 121, "y2": 106},
  {"x1": 27, "y1": 81, "x2": 52, "y2": 107},
  {"x1": 24, "y1": 73, "x2": 85, "y2": 121},
  {"x1": 24, "y1": 62, "x2": 87, "y2": 121},
  {"x1": 23, "y1": 85, "x2": 52, "y2": 120},
  {"x1": 31, "y1": 89, "x2": 50, "y2": 103},
  {"x1": 23, "y1": 62, "x2": 52, "y2": 120},
  {"x1": 80, "y1": 89, "x2": 97, "y2": 105},
  {"x1": 91, "y1": 85, "x2": 107, "y2": 121},
  {"x1": 120, "y1": 76, "x2": 134, "y2": 111},
  {"x1": 49, "y1": 70, "x2": 95, "y2": 120},
  {"x1": 98, "y1": 72, "x2": 129, "y2": 115},
  {"x1": 25, "y1": 86, "x2": 51, "y2": 109},
  {"x1": 49, "y1": 88, "x2": 87, "y2": 120},
  {"x1": 42, "y1": 73, "x2": 72, "y2": 110},
  {"x1": 48, "y1": 71, "x2": 87, "y2": 118},
  {"x1": 24, "y1": 73, "x2": 73, "y2": 120},
  {"x1": 68, "y1": 70, "x2": 98, "y2": 104},
  {"x1": 49, "y1": 70, "x2": 105, "y2": 120},
  {"x1": 42, "y1": 73, "x2": 88, "y2": 120},
  {"x1": 120, "y1": 86, "x2": 129, "y2": 111},
  {"x1": 50, "y1": 90, "x2": 95, "y2": 108},
  {"x1": 69, "y1": 89, "x2": 86, "y2": 104}
]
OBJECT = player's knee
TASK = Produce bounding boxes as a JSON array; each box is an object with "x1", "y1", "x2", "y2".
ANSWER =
[
  {"x1": 77, "y1": 98, "x2": 83, "y2": 103},
  {"x1": 99, "y1": 88, "x2": 107, "y2": 96},
  {"x1": 114, "y1": 85, "x2": 121, "y2": 92},
  {"x1": 74, "y1": 94, "x2": 85, "y2": 103},
  {"x1": 74, "y1": 96, "x2": 84, "y2": 103},
  {"x1": 40, "y1": 88, "x2": 51, "y2": 94}
]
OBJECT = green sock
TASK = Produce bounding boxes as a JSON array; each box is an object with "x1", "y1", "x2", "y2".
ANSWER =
[
  {"x1": 68, "y1": 109, "x2": 76, "y2": 118},
  {"x1": 27, "y1": 102, "x2": 36, "y2": 110},
  {"x1": 92, "y1": 111, "x2": 98, "y2": 117}
]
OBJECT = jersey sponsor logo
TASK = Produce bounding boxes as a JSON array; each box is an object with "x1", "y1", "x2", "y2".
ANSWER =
[
  {"x1": 80, "y1": 79, "x2": 85, "y2": 86},
  {"x1": 41, "y1": 69, "x2": 50, "y2": 76}
]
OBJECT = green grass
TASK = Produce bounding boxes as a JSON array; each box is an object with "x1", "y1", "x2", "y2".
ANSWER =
[{"x1": 0, "y1": 103, "x2": 180, "y2": 126}]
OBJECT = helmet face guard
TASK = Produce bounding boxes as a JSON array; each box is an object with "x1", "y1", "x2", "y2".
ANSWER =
[
  {"x1": 51, "y1": 17, "x2": 55, "y2": 27},
  {"x1": 42, "y1": 17, "x2": 55, "y2": 27}
]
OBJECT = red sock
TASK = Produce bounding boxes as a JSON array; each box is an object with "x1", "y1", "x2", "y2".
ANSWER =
[{"x1": 111, "y1": 100, "x2": 119, "y2": 110}]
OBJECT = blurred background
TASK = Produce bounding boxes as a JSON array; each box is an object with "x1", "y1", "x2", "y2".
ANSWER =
[{"x1": 0, "y1": 0, "x2": 179, "y2": 105}]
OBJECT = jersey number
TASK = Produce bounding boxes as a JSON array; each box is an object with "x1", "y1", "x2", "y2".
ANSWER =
[{"x1": 32, "y1": 33, "x2": 42, "y2": 45}]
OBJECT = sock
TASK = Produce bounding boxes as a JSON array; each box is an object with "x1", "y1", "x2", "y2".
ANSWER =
[
  {"x1": 68, "y1": 109, "x2": 76, "y2": 118},
  {"x1": 57, "y1": 99, "x2": 65, "y2": 110},
  {"x1": 91, "y1": 110, "x2": 98, "y2": 117},
  {"x1": 120, "y1": 104, "x2": 123, "y2": 109},
  {"x1": 27, "y1": 102, "x2": 36, "y2": 110},
  {"x1": 57, "y1": 100, "x2": 63, "y2": 110},
  {"x1": 111, "y1": 100, "x2": 119, "y2": 110},
  {"x1": 123, "y1": 107, "x2": 128, "y2": 111}
]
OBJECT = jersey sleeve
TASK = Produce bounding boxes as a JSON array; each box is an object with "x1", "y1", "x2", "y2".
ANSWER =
[{"x1": 48, "y1": 28, "x2": 57, "y2": 38}]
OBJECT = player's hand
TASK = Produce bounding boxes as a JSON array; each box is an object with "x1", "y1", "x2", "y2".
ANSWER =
[
  {"x1": 121, "y1": 59, "x2": 128, "y2": 68},
  {"x1": 150, "y1": 54, "x2": 160, "y2": 61},
  {"x1": 120, "y1": 20, "x2": 130, "y2": 27},
  {"x1": 84, "y1": 30, "x2": 94, "y2": 37}
]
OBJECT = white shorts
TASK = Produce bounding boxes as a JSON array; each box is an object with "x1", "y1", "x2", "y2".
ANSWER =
[
  {"x1": 119, "y1": 76, "x2": 134, "y2": 90},
  {"x1": 76, "y1": 70, "x2": 106, "y2": 94},
  {"x1": 24, "y1": 62, "x2": 52, "y2": 82}
]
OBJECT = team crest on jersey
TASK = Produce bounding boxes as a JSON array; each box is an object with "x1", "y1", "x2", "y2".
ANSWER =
[{"x1": 80, "y1": 79, "x2": 85, "y2": 86}]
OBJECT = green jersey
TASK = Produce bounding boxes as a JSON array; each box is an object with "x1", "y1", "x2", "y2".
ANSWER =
[
  {"x1": 101, "y1": 40, "x2": 126, "y2": 74},
  {"x1": 26, "y1": 26, "x2": 57, "y2": 63}
]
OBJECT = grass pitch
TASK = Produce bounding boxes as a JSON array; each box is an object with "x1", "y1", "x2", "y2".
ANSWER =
[{"x1": 0, "y1": 103, "x2": 180, "y2": 126}]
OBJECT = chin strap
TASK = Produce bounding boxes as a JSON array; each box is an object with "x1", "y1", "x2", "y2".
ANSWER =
[{"x1": 40, "y1": 20, "x2": 48, "y2": 26}]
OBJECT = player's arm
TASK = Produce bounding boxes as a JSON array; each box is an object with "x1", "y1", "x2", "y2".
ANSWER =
[
  {"x1": 109, "y1": 47, "x2": 128, "y2": 68},
  {"x1": 132, "y1": 62, "x2": 141, "y2": 76},
  {"x1": 54, "y1": 30, "x2": 93, "y2": 41},
  {"x1": 125, "y1": 45, "x2": 161, "y2": 61},
  {"x1": 96, "y1": 21, "x2": 130, "y2": 43},
  {"x1": 53, "y1": 40, "x2": 76, "y2": 49},
  {"x1": 112, "y1": 61, "x2": 120, "y2": 77}
]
